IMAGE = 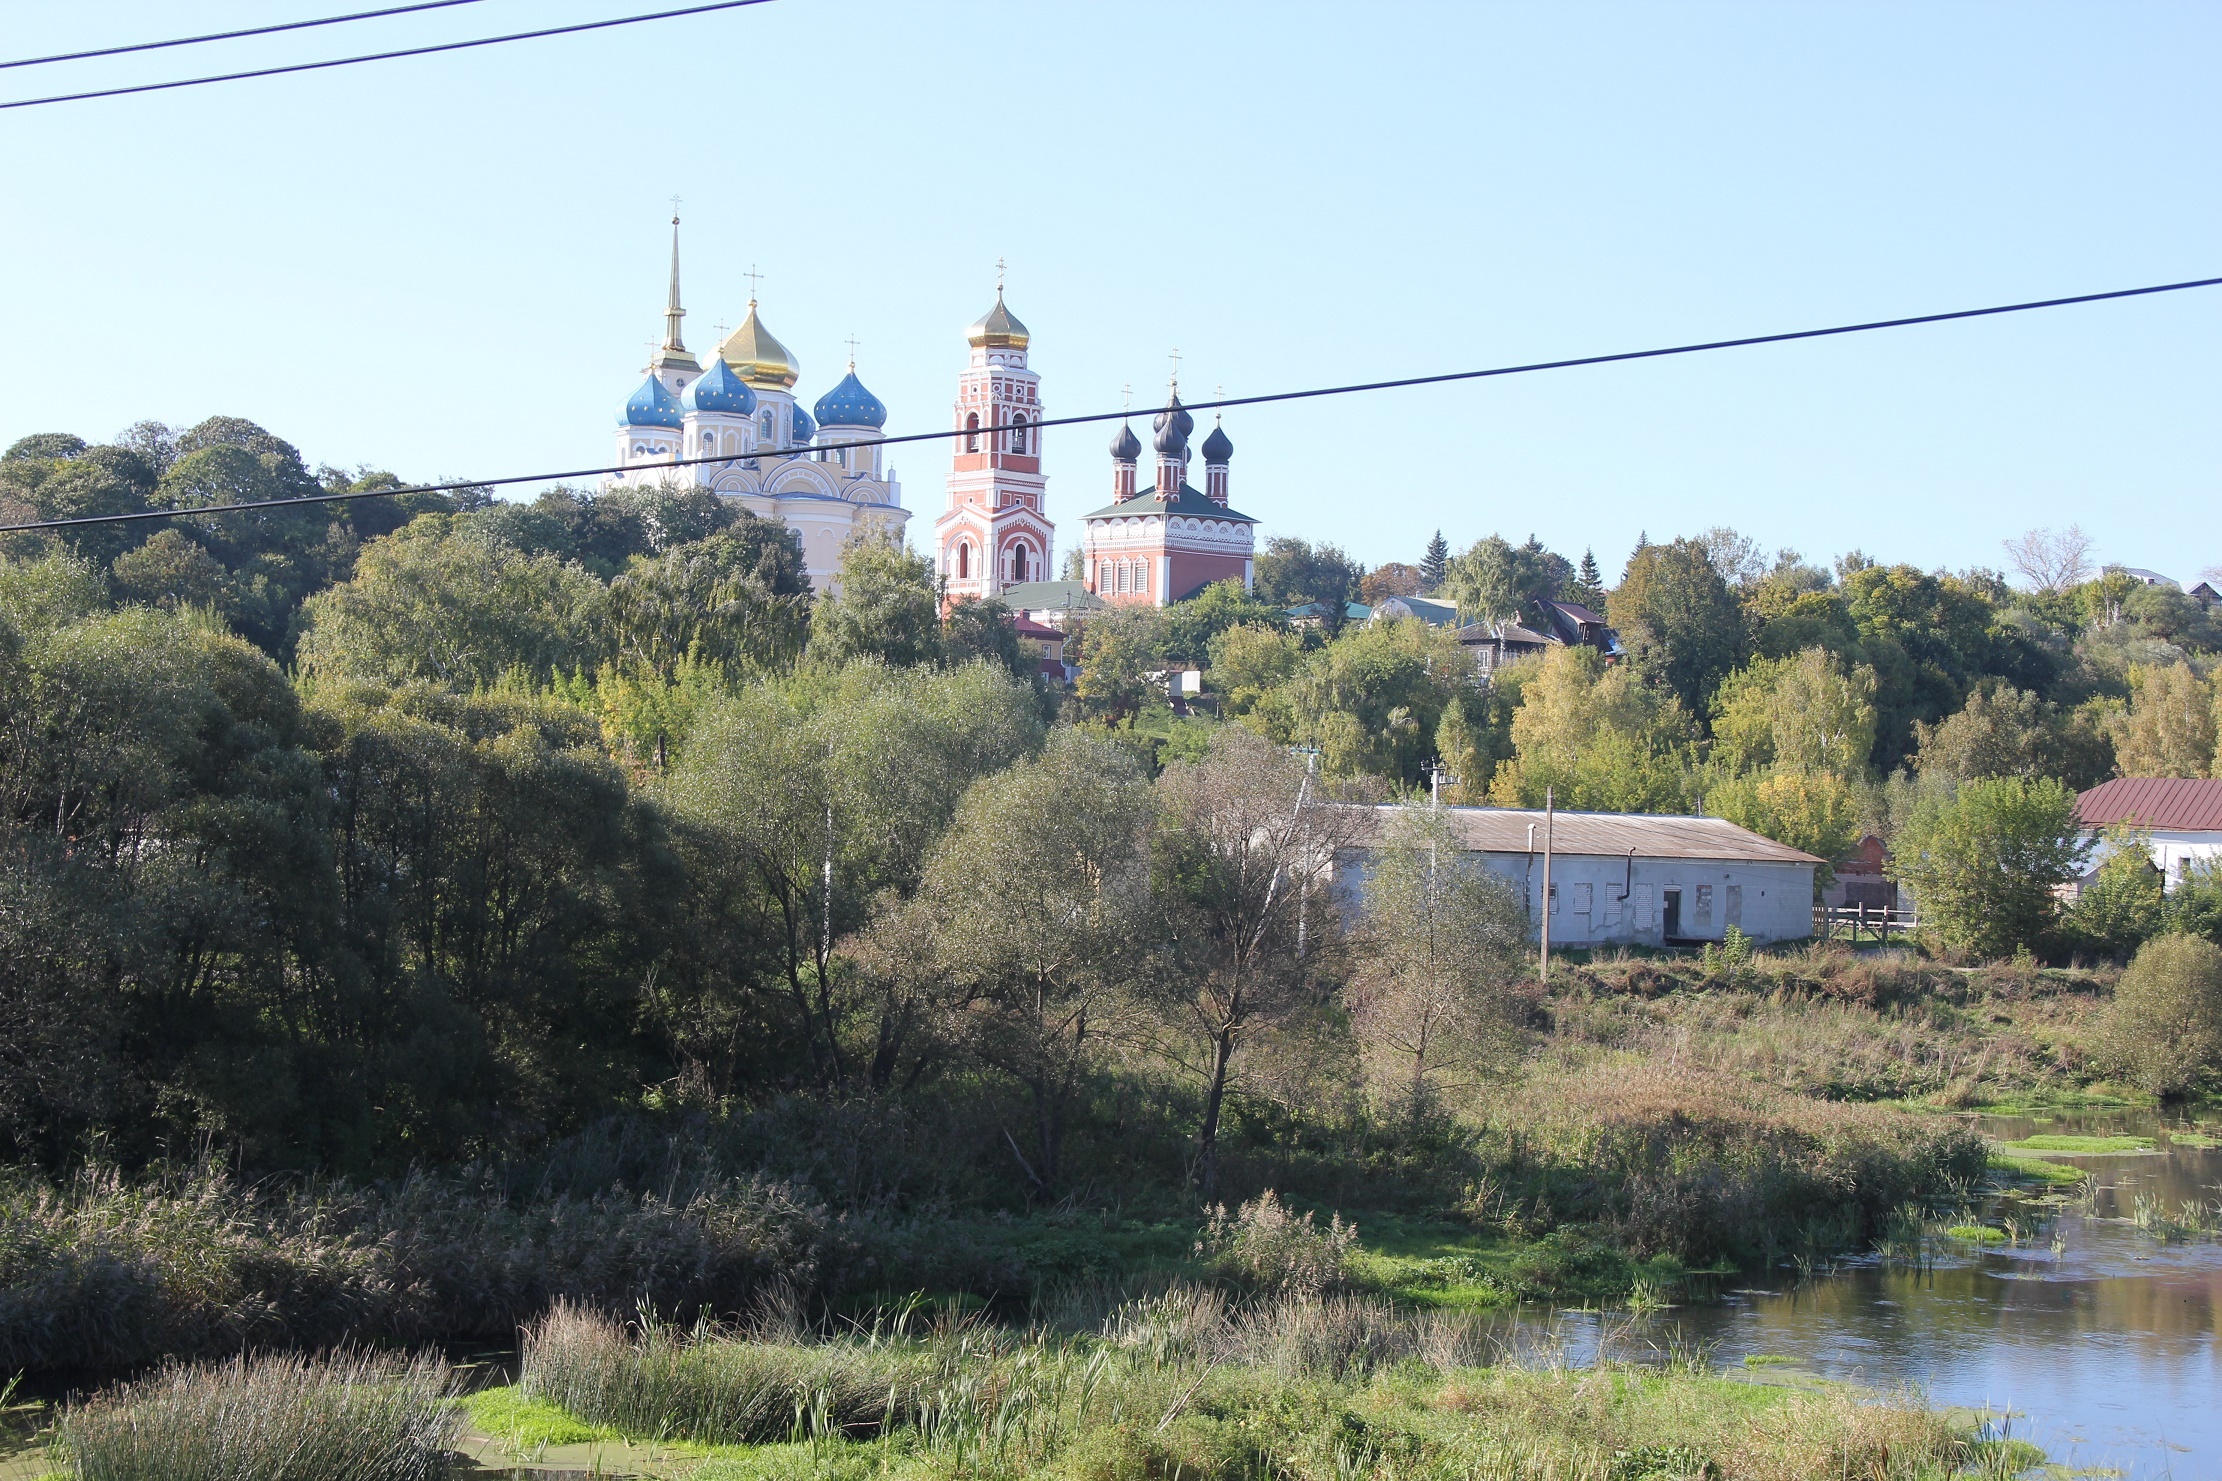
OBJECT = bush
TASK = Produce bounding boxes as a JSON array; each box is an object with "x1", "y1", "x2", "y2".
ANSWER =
[
  {"x1": 1194, "y1": 1191, "x2": 1360, "y2": 1297},
  {"x1": 2095, "y1": 933, "x2": 2222, "y2": 1098},
  {"x1": 1888, "y1": 775, "x2": 2087, "y2": 958},
  {"x1": 57, "y1": 1349, "x2": 457, "y2": 1481}
]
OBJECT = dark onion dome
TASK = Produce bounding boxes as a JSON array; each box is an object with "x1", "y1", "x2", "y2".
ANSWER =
[
  {"x1": 966, "y1": 290, "x2": 1030, "y2": 348},
  {"x1": 683, "y1": 355, "x2": 757, "y2": 416},
  {"x1": 1151, "y1": 392, "x2": 1190, "y2": 457},
  {"x1": 790, "y1": 404, "x2": 816, "y2": 444},
  {"x1": 1200, "y1": 422, "x2": 1234, "y2": 464},
  {"x1": 1109, "y1": 422, "x2": 1142, "y2": 461},
  {"x1": 813, "y1": 369, "x2": 886, "y2": 429},
  {"x1": 620, "y1": 373, "x2": 682, "y2": 429},
  {"x1": 1151, "y1": 391, "x2": 1195, "y2": 440}
]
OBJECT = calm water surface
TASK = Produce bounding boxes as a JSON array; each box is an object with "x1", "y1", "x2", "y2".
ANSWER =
[{"x1": 1554, "y1": 1108, "x2": 2221, "y2": 1479}]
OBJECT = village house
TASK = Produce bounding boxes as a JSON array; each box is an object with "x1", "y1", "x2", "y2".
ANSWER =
[
  {"x1": 1336, "y1": 805, "x2": 1821, "y2": 947},
  {"x1": 2076, "y1": 777, "x2": 2222, "y2": 890}
]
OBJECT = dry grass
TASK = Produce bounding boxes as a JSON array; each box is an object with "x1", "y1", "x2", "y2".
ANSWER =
[{"x1": 56, "y1": 1349, "x2": 458, "y2": 1481}]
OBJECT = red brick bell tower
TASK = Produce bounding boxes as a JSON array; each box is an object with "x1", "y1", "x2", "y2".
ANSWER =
[{"x1": 935, "y1": 268, "x2": 1056, "y2": 607}]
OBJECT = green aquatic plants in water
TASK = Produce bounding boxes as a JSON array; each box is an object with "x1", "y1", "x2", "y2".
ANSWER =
[
  {"x1": 1996, "y1": 1134, "x2": 2156, "y2": 1154},
  {"x1": 497, "y1": 1292, "x2": 2023, "y2": 1481},
  {"x1": 55, "y1": 1349, "x2": 458, "y2": 1481}
]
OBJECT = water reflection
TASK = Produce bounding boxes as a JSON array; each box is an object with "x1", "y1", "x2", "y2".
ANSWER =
[{"x1": 1563, "y1": 1107, "x2": 2221, "y2": 1479}]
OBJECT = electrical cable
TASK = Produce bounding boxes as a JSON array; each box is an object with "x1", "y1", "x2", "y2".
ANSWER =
[
  {"x1": 0, "y1": 0, "x2": 772, "y2": 110},
  {"x1": 0, "y1": 1, "x2": 493, "y2": 71},
  {"x1": 2, "y1": 270, "x2": 2217, "y2": 534}
]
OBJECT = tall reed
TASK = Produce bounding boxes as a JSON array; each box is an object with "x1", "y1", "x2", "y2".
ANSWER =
[{"x1": 56, "y1": 1349, "x2": 458, "y2": 1481}]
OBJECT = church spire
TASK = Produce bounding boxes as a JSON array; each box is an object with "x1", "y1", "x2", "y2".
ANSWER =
[
  {"x1": 663, "y1": 212, "x2": 686, "y2": 352},
  {"x1": 649, "y1": 208, "x2": 700, "y2": 381}
]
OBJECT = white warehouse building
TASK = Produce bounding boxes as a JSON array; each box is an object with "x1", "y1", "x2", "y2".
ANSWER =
[{"x1": 1337, "y1": 806, "x2": 1821, "y2": 947}]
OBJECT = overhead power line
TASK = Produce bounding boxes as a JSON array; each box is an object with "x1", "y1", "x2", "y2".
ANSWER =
[
  {"x1": 0, "y1": 0, "x2": 772, "y2": 110},
  {"x1": 3, "y1": 270, "x2": 2217, "y2": 535},
  {"x1": 0, "y1": 1, "x2": 494, "y2": 71}
]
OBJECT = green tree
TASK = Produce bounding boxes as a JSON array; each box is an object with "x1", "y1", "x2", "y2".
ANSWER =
[
  {"x1": 2094, "y1": 932, "x2": 2222, "y2": 1098},
  {"x1": 668, "y1": 662, "x2": 1044, "y2": 1086},
  {"x1": 2110, "y1": 662, "x2": 2217, "y2": 778},
  {"x1": 1443, "y1": 534, "x2": 1559, "y2": 628},
  {"x1": 1251, "y1": 536, "x2": 1363, "y2": 635},
  {"x1": 1159, "y1": 579, "x2": 1286, "y2": 668},
  {"x1": 1419, "y1": 531, "x2": 1450, "y2": 593},
  {"x1": 885, "y1": 731, "x2": 1154, "y2": 1187},
  {"x1": 1913, "y1": 680, "x2": 2114, "y2": 789},
  {"x1": 1074, "y1": 605, "x2": 1168, "y2": 724},
  {"x1": 941, "y1": 597, "x2": 1038, "y2": 681},
  {"x1": 1608, "y1": 537, "x2": 1748, "y2": 716},
  {"x1": 1286, "y1": 618, "x2": 1473, "y2": 786},
  {"x1": 1207, "y1": 622, "x2": 1302, "y2": 741},
  {"x1": 296, "y1": 514, "x2": 608, "y2": 689},
  {"x1": 1708, "y1": 769, "x2": 1861, "y2": 888},
  {"x1": 2069, "y1": 828, "x2": 2168, "y2": 958},
  {"x1": 1488, "y1": 644, "x2": 1696, "y2": 812},
  {"x1": 1347, "y1": 806, "x2": 1527, "y2": 1119},
  {"x1": 808, "y1": 533, "x2": 941, "y2": 669},
  {"x1": 1153, "y1": 727, "x2": 1357, "y2": 1196},
  {"x1": 1887, "y1": 775, "x2": 2088, "y2": 958},
  {"x1": 1709, "y1": 648, "x2": 1877, "y2": 778}
]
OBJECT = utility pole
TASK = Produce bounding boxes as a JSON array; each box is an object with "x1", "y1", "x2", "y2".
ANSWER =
[{"x1": 1540, "y1": 786, "x2": 1555, "y2": 983}]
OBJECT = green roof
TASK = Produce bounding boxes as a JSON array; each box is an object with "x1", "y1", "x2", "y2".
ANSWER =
[{"x1": 1079, "y1": 482, "x2": 1258, "y2": 523}]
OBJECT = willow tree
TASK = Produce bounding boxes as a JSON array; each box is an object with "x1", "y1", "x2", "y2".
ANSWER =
[{"x1": 1347, "y1": 806, "x2": 1527, "y2": 1121}]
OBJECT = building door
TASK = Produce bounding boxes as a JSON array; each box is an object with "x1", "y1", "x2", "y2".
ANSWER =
[
  {"x1": 1725, "y1": 885, "x2": 1743, "y2": 928},
  {"x1": 1662, "y1": 888, "x2": 1682, "y2": 940}
]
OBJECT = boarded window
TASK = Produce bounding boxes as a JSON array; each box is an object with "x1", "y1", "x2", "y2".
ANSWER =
[
  {"x1": 1695, "y1": 884, "x2": 1713, "y2": 923},
  {"x1": 1548, "y1": 884, "x2": 1559, "y2": 914},
  {"x1": 1634, "y1": 884, "x2": 1656, "y2": 930},
  {"x1": 1725, "y1": 884, "x2": 1743, "y2": 927},
  {"x1": 1570, "y1": 882, "x2": 1594, "y2": 914}
]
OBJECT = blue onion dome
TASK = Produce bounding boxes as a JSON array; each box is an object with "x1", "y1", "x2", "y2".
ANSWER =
[
  {"x1": 620, "y1": 373, "x2": 682, "y2": 429},
  {"x1": 791, "y1": 404, "x2": 816, "y2": 444},
  {"x1": 814, "y1": 370, "x2": 886, "y2": 429},
  {"x1": 1151, "y1": 396, "x2": 1189, "y2": 457},
  {"x1": 1201, "y1": 422, "x2": 1234, "y2": 463},
  {"x1": 683, "y1": 355, "x2": 757, "y2": 415},
  {"x1": 1109, "y1": 422, "x2": 1142, "y2": 461}
]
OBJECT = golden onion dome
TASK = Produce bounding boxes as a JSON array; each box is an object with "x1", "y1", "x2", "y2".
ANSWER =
[
  {"x1": 966, "y1": 290, "x2": 1029, "y2": 349},
  {"x1": 717, "y1": 302, "x2": 799, "y2": 389}
]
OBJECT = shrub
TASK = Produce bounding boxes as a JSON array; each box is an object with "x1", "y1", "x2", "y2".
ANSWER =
[
  {"x1": 56, "y1": 1349, "x2": 457, "y2": 1481},
  {"x1": 1888, "y1": 775, "x2": 2087, "y2": 958},
  {"x1": 1194, "y1": 1191, "x2": 1359, "y2": 1297},
  {"x1": 2095, "y1": 932, "x2": 2222, "y2": 1098},
  {"x1": 2069, "y1": 827, "x2": 2168, "y2": 958}
]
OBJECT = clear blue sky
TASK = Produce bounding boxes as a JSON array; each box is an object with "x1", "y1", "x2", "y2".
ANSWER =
[{"x1": 3, "y1": 1, "x2": 2217, "y2": 584}]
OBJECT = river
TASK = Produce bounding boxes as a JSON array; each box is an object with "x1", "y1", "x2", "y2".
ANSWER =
[{"x1": 1539, "y1": 1107, "x2": 2222, "y2": 1478}]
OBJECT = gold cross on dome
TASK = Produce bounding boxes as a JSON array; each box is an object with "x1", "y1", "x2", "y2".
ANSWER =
[
  {"x1": 743, "y1": 264, "x2": 763, "y2": 303},
  {"x1": 1122, "y1": 383, "x2": 1132, "y2": 412},
  {"x1": 669, "y1": 193, "x2": 681, "y2": 221},
  {"x1": 1168, "y1": 347, "x2": 1181, "y2": 388},
  {"x1": 714, "y1": 319, "x2": 729, "y2": 340},
  {"x1": 995, "y1": 256, "x2": 1006, "y2": 293},
  {"x1": 845, "y1": 334, "x2": 861, "y2": 367}
]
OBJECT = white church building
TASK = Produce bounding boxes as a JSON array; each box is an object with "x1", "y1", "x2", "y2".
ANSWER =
[{"x1": 607, "y1": 219, "x2": 908, "y2": 589}]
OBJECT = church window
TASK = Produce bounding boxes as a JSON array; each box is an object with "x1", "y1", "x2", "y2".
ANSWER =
[
  {"x1": 1138, "y1": 563, "x2": 1150, "y2": 594},
  {"x1": 1010, "y1": 414, "x2": 1028, "y2": 455},
  {"x1": 759, "y1": 409, "x2": 775, "y2": 442},
  {"x1": 964, "y1": 413, "x2": 979, "y2": 452},
  {"x1": 956, "y1": 542, "x2": 970, "y2": 579},
  {"x1": 1099, "y1": 561, "x2": 1111, "y2": 591}
]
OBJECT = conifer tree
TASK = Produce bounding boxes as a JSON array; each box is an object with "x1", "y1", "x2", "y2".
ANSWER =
[{"x1": 1420, "y1": 530, "x2": 1449, "y2": 592}]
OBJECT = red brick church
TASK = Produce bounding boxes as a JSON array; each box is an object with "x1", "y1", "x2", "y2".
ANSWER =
[{"x1": 933, "y1": 284, "x2": 1257, "y2": 609}]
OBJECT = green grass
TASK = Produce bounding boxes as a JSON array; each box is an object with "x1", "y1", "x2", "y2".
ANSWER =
[
  {"x1": 2167, "y1": 1130, "x2": 2221, "y2": 1149},
  {"x1": 1986, "y1": 1151, "x2": 2089, "y2": 1185},
  {"x1": 463, "y1": 1384, "x2": 617, "y2": 1446},
  {"x1": 1945, "y1": 1225, "x2": 2008, "y2": 1244},
  {"x1": 1994, "y1": 1134, "x2": 2155, "y2": 1154},
  {"x1": 492, "y1": 1300, "x2": 2014, "y2": 1481},
  {"x1": 1742, "y1": 1354, "x2": 1797, "y2": 1367}
]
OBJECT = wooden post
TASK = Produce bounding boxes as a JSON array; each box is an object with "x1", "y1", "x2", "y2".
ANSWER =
[{"x1": 1540, "y1": 787, "x2": 1554, "y2": 983}]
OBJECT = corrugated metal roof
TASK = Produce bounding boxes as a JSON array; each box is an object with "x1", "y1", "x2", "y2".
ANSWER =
[
  {"x1": 1342, "y1": 805, "x2": 1824, "y2": 864},
  {"x1": 2078, "y1": 777, "x2": 2222, "y2": 832}
]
